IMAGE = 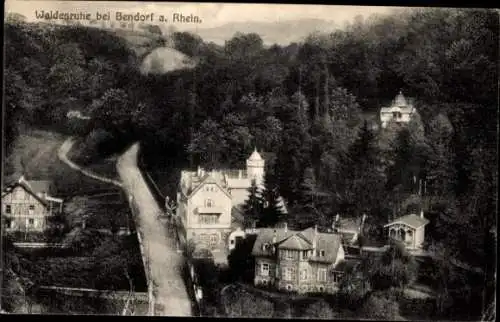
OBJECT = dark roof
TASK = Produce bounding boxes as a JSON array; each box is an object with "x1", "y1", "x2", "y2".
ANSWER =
[
  {"x1": 333, "y1": 259, "x2": 361, "y2": 273},
  {"x1": 188, "y1": 173, "x2": 231, "y2": 199},
  {"x1": 25, "y1": 180, "x2": 52, "y2": 195},
  {"x1": 278, "y1": 234, "x2": 312, "y2": 250},
  {"x1": 252, "y1": 228, "x2": 296, "y2": 257},
  {"x1": 252, "y1": 226, "x2": 343, "y2": 264},
  {"x1": 384, "y1": 214, "x2": 429, "y2": 229},
  {"x1": 2, "y1": 182, "x2": 48, "y2": 207}
]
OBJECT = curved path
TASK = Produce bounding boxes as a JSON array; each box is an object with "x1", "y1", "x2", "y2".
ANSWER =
[
  {"x1": 58, "y1": 138, "x2": 123, "y2": 187},
  {"x1": 58, "y1": 138, "x2": 193, "y2": 316}
]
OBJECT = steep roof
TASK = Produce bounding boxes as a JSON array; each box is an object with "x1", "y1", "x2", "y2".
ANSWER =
[
  {"x1": 278, "y1": 234, "x2": 312, "y2": 250},
  {"x1": 252, "y1": 228, "x2": 296, "y2": 257},
  {"x1": 384, "y1": 214, "x2": 430, "y2": 229},
  {"x1": 25, "y1": 180, "x2": 52, "y2": 195},
  {"x1": 252, "y1": 226, "x2": 343, "y2": 264},
  {"x1": 394, "y1": 91, "x2": 408, "y2": 106},
  {"x1": 333, "y1": 259, "x2": 361, "y2": 273},
  {"x1": 248, "y1": 148, "x2": 263, "y2": 161},
  {"x1": 188, "y1": 173, "x2": 232, "y2": 199},
  {"x1": 2, "y1": 182, "x2": 48, "y2": 207}
]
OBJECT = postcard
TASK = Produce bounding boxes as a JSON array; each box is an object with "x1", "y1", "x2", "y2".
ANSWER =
[{"x1": 2, "y1": 1, "x2": 497, "y2": 319}]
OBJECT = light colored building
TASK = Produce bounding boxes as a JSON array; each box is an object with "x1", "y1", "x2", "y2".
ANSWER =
[
  {"x1": 384, "y1": 211, "x2": 429, "y2": 249},
  {"x1": 2, "y1": 176, "x2": 63, "y2": 232},
  {"x1": 380, "y1": 91, "x2": 417, "y2": 129},
  {"x1": 177, "y1": 149, "x2": 288, "y2": 259},
  {"x1": 251, "y1": 224, "x2": 350, "y2": 294}
]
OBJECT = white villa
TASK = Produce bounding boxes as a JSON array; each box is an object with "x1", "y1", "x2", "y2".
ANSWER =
[
  {"x1": 176, "y1": 149, "x2": 287, "y2": 261},
  {"x1": 380, "y1": 91, "x2": 417, "y2": 129},
  {"x1": 384, "y1": 211, "x2": 429, "y2": 249}
]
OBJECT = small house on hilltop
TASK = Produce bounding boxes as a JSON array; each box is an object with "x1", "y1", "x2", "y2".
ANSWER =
[{"x1": 380, "y1": 91, "x2": 417, "y2": 129}]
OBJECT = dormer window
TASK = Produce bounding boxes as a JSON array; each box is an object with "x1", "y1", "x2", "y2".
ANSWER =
[
  {"x1": 262, "y1": 243, "x2": 270, "y2": 251},
  {"x1": 205, "y1": 199, "x2": 214, "y2": 207}
]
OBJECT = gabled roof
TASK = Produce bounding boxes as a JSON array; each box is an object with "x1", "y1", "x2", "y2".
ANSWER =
[
  {"x1": 251, "y1": 228, "x2": 296, "y2": 257},
  {"x1": 25, "y1": 180, "x2": 52, "y2": 195},
  {"x1": 333, "y1": 259, "x2": 361, "y2": 273},
  {"x1": 384, "y1": 214, "x2": 429, "y2": 229},
  {"x1": 188, "y1": 173, "x2": 232, "y2": 199},
  {"x1": 2, "y1": 182, "x2": 48, "y2": 207},
  {"x1": 278, "y1": 234, "x2": 312, "y2": 250},
  {"x1": 252, "y1": 226, "x2": 343, "y2": 264}
]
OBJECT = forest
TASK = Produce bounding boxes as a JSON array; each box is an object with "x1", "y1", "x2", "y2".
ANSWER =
[{"x1": 4, "y1": 7, "x2": 497, "y2": 317}]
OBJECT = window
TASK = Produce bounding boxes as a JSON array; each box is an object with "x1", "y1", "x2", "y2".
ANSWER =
[
  {"x1": 209, "y1": 234, "x2": 218, "y2": 247},
  {"x1": 302, "y1": 250, "x2": 309, "y2": 260},
  {"x1": 283, "y1": 249, "x2": 294, "y2": 260},
  {"x1": 28, "y1": 218, "x2": 35, "y2": 227},
  {"x1": 300, "y1": 269, "x2": 308, "y2": 281},
  {"x1": 199, "y1": 214, "x2": 218, "y2": 224},
  {"x1": 205, "y1": 185, "x2": 217, "y2": 192},
  {"x1": 5, "y1": 218, "x2": 12, "y2": 228},
  {"x1": 261, "y1": 263, "x2": 270, "y2": 276},
  {"x1": 5, "y1": 205, "x2": 11, "y2": 214},
  {"x1": 205, "y1": 199, "x2": 214, "y2": 207},
  {"x1": 28, "y1": 205, "x2": 35, "y2": 214},
  {"x1": 392, "y1": 111, "x2": 402, "y2": 119},
  {"x1": 332, "y1": 272, "x2": 342, "y2": 283},
  {"x1": 284, "y1": 267, "x2": 295, "y2": 281},
  {"x1": 262, "y1": 243, "x2": 270, "y2": 251},
  {"x1": 25, "y1": 192, "x2": 30, "y2": 200},
  {"x1": 317, "y1": 268, "x2": 327, "y2": 282},
  {"x1": 319, "y1": 250, "x2": 326, "y2": 257}
]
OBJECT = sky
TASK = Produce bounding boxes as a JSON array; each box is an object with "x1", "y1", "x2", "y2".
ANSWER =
[{"x1": 5, "y1": 1, "x2": 400, "y2": 29}]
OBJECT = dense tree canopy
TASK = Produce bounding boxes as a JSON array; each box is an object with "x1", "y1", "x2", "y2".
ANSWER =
[{"x1": 4, "y1": 8, "x2": 497, "y2": 318}]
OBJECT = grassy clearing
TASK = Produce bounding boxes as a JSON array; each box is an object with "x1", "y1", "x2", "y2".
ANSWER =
[
  {"x1": 3, "y1": 129, "x2": 114, "y2": 197},
  {"x1": 65, "y1": 136, "x2": 120, "y2": 181}
]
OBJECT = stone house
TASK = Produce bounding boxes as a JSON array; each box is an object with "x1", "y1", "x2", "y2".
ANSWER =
[
  {"x1": 176, "y1": 149, "x2": 288, "y2": 261},
  {"x1": 384, "y1": 211, "x2": 429, "y2": 249},
  {"x1": 2, "y1": 176, "x2": 63, "y2": 232},
  {"x1": 251, "y1": 224, "x2": 348, "y2": 294}
]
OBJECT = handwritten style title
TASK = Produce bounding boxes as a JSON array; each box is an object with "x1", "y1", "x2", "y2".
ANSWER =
[{"x1": 34, "y1": 10, "x2": 203, "y2": 23}]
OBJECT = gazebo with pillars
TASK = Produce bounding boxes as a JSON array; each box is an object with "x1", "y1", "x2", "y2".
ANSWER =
[{"x1": 384, "y1": 211, "x2": 429, "y2": 249}]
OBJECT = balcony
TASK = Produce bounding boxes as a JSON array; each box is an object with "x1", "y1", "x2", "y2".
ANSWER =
[{"x1": 195, "y1": 206, "x2": 224, "y2": 214}]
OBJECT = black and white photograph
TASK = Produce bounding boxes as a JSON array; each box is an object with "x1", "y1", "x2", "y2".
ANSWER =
[{"x1": 1, "y1": 1, "x2": 497, "y2": 319}]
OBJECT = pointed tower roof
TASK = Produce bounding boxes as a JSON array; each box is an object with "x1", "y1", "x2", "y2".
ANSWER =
[
  {"x1": 394, "y1": 90, "x2": 408, "y2": 107},
  {"x1": 248, "y1": 147, "x2": 263, "y2": 161}
]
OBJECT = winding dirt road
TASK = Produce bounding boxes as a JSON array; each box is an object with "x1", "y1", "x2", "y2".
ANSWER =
[{"x1": 59, "y1": 138, "x2": 193, "y2": 316}]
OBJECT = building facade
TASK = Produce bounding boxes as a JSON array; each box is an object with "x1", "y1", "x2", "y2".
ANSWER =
[
  {"x1": 380, "y1": 91, "x2": 417, "y2": 129},
  {"x1": 2, "y1": 176, "x2": 63, "y2": 232},
  {"x1": 384, "y1": 212, "x2": 429, "y2": 249},
  {"x1": 252, "y1": 225, "x2": 348, "y2": 294},
  {"x1": 177, "y1": 149, "x2": 280, "y2": 255}
]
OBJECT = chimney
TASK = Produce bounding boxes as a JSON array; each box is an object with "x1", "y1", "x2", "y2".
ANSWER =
[
  {"x1": 284, "y1": 222, "x2": 288, "y2": 233},
  {"x1": 420, "y1": 210, "x2": 424, "y2": 219},
  {"x1": 197, "y1": 166, "x2": 201, "y2": 177},
  {"x1": 272, "y1": 230, "x2": 277, "y2": 244},
  {"x1": 18, "y1": 175, "x2": 25, "y2": 184},
  {"x1": 238, "y1": 170, "x2": 242, "y2": 179}
]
